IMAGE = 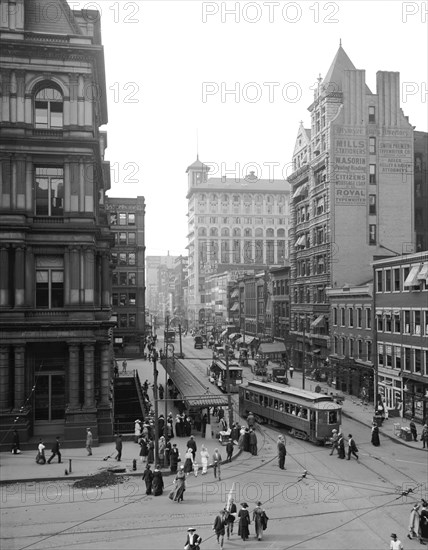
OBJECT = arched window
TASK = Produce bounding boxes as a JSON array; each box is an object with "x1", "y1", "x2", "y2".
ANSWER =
[
  {"x1": 266, "y1": 228, "x2": 274, "y2": 238},
  {"x1": 209, "y1": 227, "x2": 218, "y2": 237},
  {"x1": 255, "y1": 228, "x2": 263, "y2": 237},
  {"x1": 232, "y1": 228, "x2": 241, "y2": 237},
  {"x1": 244, "y1": 228, "x2": 252, "y2": 237},
  {"x1": 34, "y1": 85, "x2": 63, "y2": 129},
  {"x1": 221, "y1": 227, "x2": 229, "y2": 237},
  {"x1": 198, "y1": 227, "x2": 207, "y2": 236},
  {"x1": 277, "y1": 228, "x2": 286, "y2": 237}
]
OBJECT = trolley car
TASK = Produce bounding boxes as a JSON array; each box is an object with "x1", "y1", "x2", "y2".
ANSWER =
[
  {"x1": 239, "y1": 380, "x2": 342, "y2": 444},
  {"x1": 210, "y1": 359, "x2": 243, "y2": 393}
]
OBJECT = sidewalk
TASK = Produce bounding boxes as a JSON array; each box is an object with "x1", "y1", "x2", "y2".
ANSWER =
[
  {"x1": 287, "y1": 368, "x2": 427, "y2": 451},
  {"x1": 0, "y1": 429, "x2": 241, "y2": 485}
]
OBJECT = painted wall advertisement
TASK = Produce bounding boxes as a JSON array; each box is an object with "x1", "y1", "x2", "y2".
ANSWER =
[
  {"x1": 379, "y1": 129, "x2": 413, "y2": 183},
  {"x1": 332, "y1": 126, "x2": 367, "y2": 206}
]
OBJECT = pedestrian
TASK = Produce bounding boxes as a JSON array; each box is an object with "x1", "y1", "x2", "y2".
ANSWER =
[
  {"x1": 184, "y1": 448, "x2": 194, "y2": 475},
  {"x1": 142, "y1": 463, "x2": 153, "y2": 495},
  {"x1": 253, "y1": 501, "x2": 268, "y2": 541},
  {"x1": 158, "y1": 436, "x2": 166, "y2": 468},
  {"x1": 337, "y1": 433, "x2": 345, "y2": 459},
  {"x1": 277, "y1": 434, "x2": 287, "y2": 469},
  {"x1": 183, "y1": 527, "x2": 202, "y2": 550},
  {"x1": 225, "y1": 498, "x2": 237, "y2": 538},
  {"x1": 329, "y1": 429, "x2": 339, "y2": 455},
  {"x1": 213, "y1": 509, "x2": 227, "y2": 550},
  {"x1": 115, "y1": 434, "x2": 122, "y2": 461},
  {"x1": 170, "y1": 442, "x2": 180, "y2": 473},
  {"x1": 47, "y1": 436, "x2": 62, "y2": 464},
  {"x1": 419, "y1": 500, "x2": 428, "y2": 544},
  {"x1": 121, "y1": 359, "x2": 127, "y2": 373},
  {"x1": 409, "y1": 417, "x2": 418, "y2": 441},
  {"x1": 247, "y1": 412, "x2": 255, "y2": 429},
  {"x1": 201, "y1": 413, "x2": 208, "y2": 437},
  {"x1": 152, "y1": 465, "x2": 164, "y2": 496},
  {"x1": 187, "y1": 435, "x2": 197, "y2": 460},
  {"x1": 134, "y1": 419, "x2": 142, "y2": 443},
  {"x1": 371, "y1": 423, "x2": 380, "y2": 446},
  {"x1": 226, "y1": 438, "x2": 234, "y2": 462},
  {"x1": 212, "y1": 448, "x2": 222, "y2": 481},
  {"x1": 165, "y1": 438, "x2": 171, "y2": 467},
  {"x1": 408, "y1": 503, "x2": 421, "y2": 539},
  {"x1": 114, "y1": 363, "x2": 119, "y2": 378},
  {"x1": 200, "y1": 445, "x2": 210, "y2": 475},
  {"x1": 11, "y1": 429, "x2": 21, "y2": 454},
  {"x1": 86, "y1": 427, "x2": 93, "y2": 456},
  {"x1": 139, "y1": 436, "x2": 148, "y2": 464},
  {"x1": 36, "y1": 439, "x2": 46, "y2": 464},
  {"x1": 420, "y1": 423, "x2": 428, "y2": 448},
  {"x1": 158, "y1": 383, "x2": 164, "y2": 400},
  {"x1": 193, "y1": 460, "x2": 199, "y2": 476},
  {"x1": 169, "y1": 465, "x2": 186, "y2": 503},
  {"x1": 147, "y1": 439, "x2": 155, "y2": 465},
  {"x1": 389, "y1": 533, "x2": 403, "y2": 550},
  {"x1": 347, "y1": 434, "x2": 359, "y2": 460},
  {"x1": 289, "y1": 365, "x2": 294, "y2": 378},
  {"x1": 219, "y1": 417, "x2": 227, "y2": 432},
  {"x1": 243, "y1": 428, "x2": 251, "y2": 452},
  {"x1": 249, "y1": 429, "x2": 258, "y2": 455},
  {"x1": 238, "y1": 502, "x2": 251, "y2": 541}
]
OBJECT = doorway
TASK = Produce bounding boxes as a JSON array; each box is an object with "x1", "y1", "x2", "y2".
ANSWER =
[{"x1": 34, "y1": 372, "x2": 65, "y2": 436}]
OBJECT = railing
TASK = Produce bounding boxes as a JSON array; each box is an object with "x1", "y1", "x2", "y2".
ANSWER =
[
  {"x1": 33, "y1": 216, "x2": 64, "y2": 224},
  {"x1": 25, "y1": 310, "x2": 68, "y2": 318}
]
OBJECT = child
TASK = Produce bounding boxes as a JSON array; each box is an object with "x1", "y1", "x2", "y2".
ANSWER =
[{"x1": 193, "y1": 461, "x2": 199, "y2": 477}]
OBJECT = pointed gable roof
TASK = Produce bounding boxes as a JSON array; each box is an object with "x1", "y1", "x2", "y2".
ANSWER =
[
  {"x1": 25, "y1": 0, "x2": 82, "y2": 35},
  {"x1": 186, "y1": 156, "x2": 210, "y2": 173},
  {"x1": 292, "y1": 122, "x2": 311, "y2": 158},
  {"x1": 322, "y1": 46, "x2": 371, "y2": 94}
]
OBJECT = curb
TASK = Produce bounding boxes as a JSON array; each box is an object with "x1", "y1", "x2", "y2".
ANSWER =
[
  {"x1": 0, "y1": 448, "x2": 243, "y2": 486},
  {"x1": 341, "y1": 410, "x2": 427, "y2": 452}
]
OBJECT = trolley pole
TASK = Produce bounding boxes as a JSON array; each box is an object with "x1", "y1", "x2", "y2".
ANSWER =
[
  {"x1": 152, "y1": 348, "x2": 159, "y2": 466},
  {"x1": 225, "y1": 344, "x2": 234, "y2": 428}
]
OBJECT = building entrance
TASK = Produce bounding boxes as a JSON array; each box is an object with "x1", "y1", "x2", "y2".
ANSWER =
[{"x1": 34, "y1": 372, "x2": 65, "y2": 436}]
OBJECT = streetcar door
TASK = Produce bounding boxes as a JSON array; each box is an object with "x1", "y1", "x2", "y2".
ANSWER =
[{"x1": 309, "y1": 410, "x2": 317, "y2": 439}]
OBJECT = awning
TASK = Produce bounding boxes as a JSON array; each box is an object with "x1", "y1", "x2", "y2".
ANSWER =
[
  {"x1": 235, "y1": 337, "x2": 243, "y2": 345},
  {"x1": 310, "y1": 314, "x2": 325, "y2": 329},
  {"x1": 312, "y1": 348, "x2": 321, "y2": 354},
  {"x1": 292, "y1": 183, "x2": 308, "y2": 199},
  {"x1": 220, "y1": 329, "x2": 228, "y2": 337},
  {"x1": 230, "y1": 303, "x2": 239, "y2": 312},
  {"x1": 417, "y1": 262, "x2": 428, "y2": 281},
  {"x1": 231, "y1": 289, "x2": 239, "y2": 298},
  {"x1": 229, "y1": 333, "x2": 241, "y2": 341},
  {"x1": 295, "y1": 236, "x2": 302, "y2": 247},
  {"x1": 258, "y1": 342, "x2": 286, "y2": 355},
  {"x1": 404, "y1": 264, "x2": 421, "y2": 287}
]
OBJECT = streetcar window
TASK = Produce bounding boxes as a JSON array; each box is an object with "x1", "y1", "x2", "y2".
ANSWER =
[
  {"x1": 268, "y1": 398, "x2": 273, "y2": 408},
  {"x1": 279, "y1": 402, "x2": 284, "y2": 412},
  {"x1": 301, "y1": 408, "x2": 308, "y2": 419},
  {"x1": 245, "y1": 391, "x2": 250, "y2": 400},
  {"x1": 284, "y1": 403, "x2": 290, "y2": 413},
  {"x1": 259, "y1": 395, "x2": 263, "y2": 405},
  {"x1": 274, "y1": 400, "x2": 278, "y2": 409},
  {"x1": 328, "y1": 411, "x2": 337, "y2": 424},
  {"x1": 263, "y1": 396, "x2": 269, "y2": 407},
  {"x1": 297, "y1": 407, "x2": 302, "y2": 417},
  {"x1": 290, "y1": 405, "x2": 296, "y2": 415}
]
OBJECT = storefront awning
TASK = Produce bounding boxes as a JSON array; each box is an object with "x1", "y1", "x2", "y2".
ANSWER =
[
  {"x1": 231, "y1": 289, "x2": 239, "y2": 298},
  {"x1": 230, "y1": 303, "x2": 239, "y2": 312},
  {"x1": 229, "y1": 332, "x2": 241, "y2": 341},
  {"x1": 220, "y1": 329, "x2": 228, "y2": 337},
  {"x1": 292, "y1": 183, "x2": 308, "y2": 199},
  {"x1": 417, "y1": 262, "x2": 428, "y2": 282},
  {"x1": 310, "y1": 314, "x2": 325, "y2": 329},
  {"x1": 258, "y1": 342, "x2": 286, "y2": 355},
  {"x1": 404, "y1": 264, "x2": 421, "y2": 287}
]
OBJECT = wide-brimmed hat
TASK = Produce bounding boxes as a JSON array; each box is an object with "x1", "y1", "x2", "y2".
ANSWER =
[
  {"x1": 391, "y1": 534, "x2": 397, "y2": 538},
  {"x1": 188, "y1": 527, "x2": 196, "y2": 532},
  {"x1": 241, "y1": 502, "x2": 248, "y2": 508}
]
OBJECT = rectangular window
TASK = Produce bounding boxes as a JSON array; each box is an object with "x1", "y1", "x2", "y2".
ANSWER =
[
  {"x1": 357, "y1": 339, "x2": 363, "y2": 358},
  {"x1": 367, "y1": 341, "x2": 372, "y2": 362},
  {"x1": 349, "y1": 308, "x2": 354, "y2": 327},
  {"x1": 119, "y1": 253, "x2": 127, "y2": 266},
  {"x1": 356, "y1": 308, "x2": 362, "y2": 328},
  {"x1": 376, "y1": 270, "x2": 383, "y2": 292},
  {"x1": 369, "y1": 224, "x2": 376, "y2": 245},
  {"x1": 119, "y1": 272, "x2": 127, "y2": 286},
  {"x1": 35, "y1": 256, "x2": 64, "y2": 308},
  {"x1": 119, "y1": 314, "x2": 127, "y2": 328},
  {"x1": 404, "y1": 310, "x2": 411, "y2": 333},
  {"x1": 402, "y1": 267, "x2": 410, "y2": 291},
  {"x1": 112, "y1": 272, "x2": 118, "y2": 286},
  {"x1": 369, "y1": 137, "x2": 376, "y2": 154},
  {"x1": 333, "y1": 307, "x2": 338, "y2": 326},
  {"x1": 35, "y1": 167, "x2": 64, "y2": 216},
  {"x1": 119, "y1": 232, "x2": 127, "y2": 244},
  {"x1": 425, "y1": 350, "x2": 428, "y2": 376},
  {"x1": 112, "y1": 293, "x2": 118, "y2": 306},
  {"x1": 394, "y1": 346, "x2": 401, "y2": 370},
  {"x1": 128, "y1": 232, "x2": 136, "y2": 244},
  {"x1": 349, "y1": 339, "x2": 354, "y2": 357},
  {"x1": 385, "y1": 269, "x2": 391, "y2": 292},
  {"x1": 377, "y1": 314, "x2": 383, "y2": 331},
  {"x1": 394, "y1": 313, "x2": 401, "y2": 333},
  {"x1": 118, "y1": 213, "x2": 127, "y2": 225},
  {"x1": 378, "y1": 343, "x2": 384, "y2": 366},
  {"x1": 393, "y1": 268, "x2": 400, "y2": 291},
  {"x1": 414, "y1": 349, "x2": 421, "y2": 373},
  {"x1": 110, "y1": 213, "x2": 117, "y2": 225},
  {"x1": 386, "y1": 345, "x2": 392, "y2": 367},
  {"x1": 369, "y1": 164, "x2": 376, "y2": 184},
  {"x1": 129, "y1": 314, "x2": 136, "y2": 328},
  {"x1": 385, "y1": 314, "x2": 392, "y2": 332},
  {"x1": 128, "y1": 272, "x2": 136, "y2": 286},
  {"x1": 403, "y1": 347, "x2": 411, "y2": 371},
  {"x1": 414, "y1": 310, "x2": 421, "y2": 335},
  {"x1": 128, "y1": 292, "x2": 136, "y2": 306},
  {"x1": 119, "y1": 293, "x2": 127, "y2": 306},
  {"x1": 369, "y1": 194, "x2": 376, "y2": 215},
  {"x1": 368, "y1": 106, "x2": 376, "y2": 123},
  {"x1": 340, "y1": 307, "x2": 345, "y2": 326},
  {"x1": 128, "y1": 253, "x2": 136, "y2": 266},
  {"x1": 366, "y1": 308, "x2": 371, "y2": 329},
  {"x1": 128, "y1": 213, "x2": 135, "y2": 225}
]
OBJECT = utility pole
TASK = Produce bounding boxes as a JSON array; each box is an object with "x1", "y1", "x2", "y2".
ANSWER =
[
  {"x1": 225, "y1": 344, "x2": 234, "y2": 428},
  {"x1": 151, "y1": 348, "x2": 159, "y2": 466},
  {"x1": 178, "y1": 323, "x2": 183, "y2": 358},
  {"x1": 302, "y1": 324, "x2": 306, "y2": 390}
]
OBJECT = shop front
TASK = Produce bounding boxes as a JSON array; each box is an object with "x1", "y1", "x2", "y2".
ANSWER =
[
  {"x1": 329, "y1": 355, "x2": 374, "y2": 400},
  {"x1": 402, "y1": 378, "x2": 428, "y2": 424},
  {"x1": 377, "y1": 371, "x2": 403, "y2": 417}
]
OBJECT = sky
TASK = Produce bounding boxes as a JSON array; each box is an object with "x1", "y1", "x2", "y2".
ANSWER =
[{"x1": 69, "y1": 1, "x2": 427, "y2": 257}]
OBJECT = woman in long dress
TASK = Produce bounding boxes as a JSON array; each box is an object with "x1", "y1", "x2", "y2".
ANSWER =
[
  {"x1": 142, "y1": 464, "x2": 153, "y2": 495},
  {"x1": 419, "y1": 501, "x2": 428, "y2": 544},
  {"x1": 371, "y1": 423, "x2": 380, "y2": 446},
  {"x1": 238, "y1": 503, "x2": 250, "y2": 541},
  {"x1": 200, "y1": 445, "x2": 210, "y2": 475},
  {"x1": 183, "y1": 448, "x2": 194, "y2": 475},
  {"x1": 152, "y1": 466, "x2": 164, "y2": 496},
  {"x1": 172, "y1": 465, "x2": 186, "y2": 502}
]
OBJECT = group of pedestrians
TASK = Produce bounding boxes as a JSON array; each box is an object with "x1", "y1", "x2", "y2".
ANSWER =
[
  {"x1": 328, "y1": 430, "x2": 359, "y2": 460},
  {"x1": 35, "y1": 437, "x2": 62, "y2": 465}
]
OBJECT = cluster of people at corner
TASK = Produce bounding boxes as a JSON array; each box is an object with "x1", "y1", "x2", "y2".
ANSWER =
[
  {"x1": 409, "y1": 418, "x2": 428, "y2": 448},
  {"x1": 390, "y1": 499, "x2": 428, "y2": 549},
  {"x1": 236, "y1": 412, "x2": 258, "y2": 456},
  {"x1": 35, "y1": 435, "x2": 62, "y2": 464},
  {"x1": 328, "y1": 430, "x2": 359, "y2": 460}
]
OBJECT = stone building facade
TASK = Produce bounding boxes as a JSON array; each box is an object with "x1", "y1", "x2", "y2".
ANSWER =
[
  {"x1": 186, "y1": 157, "x2": 290, "y2": 329},
  {"x1": 0, "y1": 1, "x2": 114, "y2": 446},
  {"x1": 288, "y1": 45, "x2": 415, "y2": 374}
]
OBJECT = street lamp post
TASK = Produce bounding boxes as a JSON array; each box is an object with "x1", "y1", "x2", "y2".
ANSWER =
[
  {"x1": 302, "y1": 324, "x2": 306, "y2": 390},
  {"x1": 224, "y1": 343, "x2": 234, "y2": 428},
  {"x1": 151, "y1": 348, "x2": 159, "y2": 466}
]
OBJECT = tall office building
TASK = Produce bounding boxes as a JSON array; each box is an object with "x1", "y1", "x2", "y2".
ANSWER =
[
  {"x1": 288, "y1": 45, "x2": 415, "y2": 370},
  {"x1": 186, "y1": 158, "x2": 290, "y2": 329},
  {"x1": 0, "y1": 0, "x2": 114, "y2": 446}
]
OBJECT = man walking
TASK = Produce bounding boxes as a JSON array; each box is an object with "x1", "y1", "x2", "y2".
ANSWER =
[
  {"x1": 187, "y1": 435, "x2": 197, "y2": 461},
  {"x1": 225, "y1": 498, "x2": 237, "y2": 538},
  {"x1": 213, "y1": 509, "x2": 227, "y2": 550},
  {"x1": 347, "y1": 434, "x2": 359, "y2": 460},
  {"x1": 249, "y1": 429, "x2": 258, "y2": 455},
  {"x1": 86, "y1": 427, "x2": 93, "y2": 456},
  {"x1": 277, "y1": 435, "x2": 286, "y2": 469},
  {"x1": 212, "y1": 448, "x2": 222, "y2": 481},
  {"x1": 47, "y1": 436, "x2": 62, "y2": 464},
  {"x1": 329, "y1": 429, "x2": 339, "y2": 455},
  {"x1": 226, "y1": 438, "x2": 234, "y2": 462},
  {"x1": 409, "y1": 417, "x2": 418, "y2": 442},
  {"x1": 115, "y1": 434, "x2": 123, "y2": 461},
  {"x1": 122, "y1": 359, "x2": 127, "y2": 374},
  {"x1": 390, "y1": 533, "x2": 403, "y2": 550}
]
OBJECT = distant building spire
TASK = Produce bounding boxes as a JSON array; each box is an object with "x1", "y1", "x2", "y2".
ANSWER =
[{"x1": 339, "y1": 38, "x2": 342, "y2": 47}]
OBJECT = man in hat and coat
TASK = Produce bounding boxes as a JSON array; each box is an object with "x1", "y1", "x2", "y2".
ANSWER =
[
  {"x1": 187, "y1": 435, "x2": 197, "y2": 461},
  {"x1": 142, "y1": 464, "x2": 153, "y2": 495},
  {"x1": 389, "y1": 533, "x2": 403, "y2": 550},
  {"x1": 184, "y1": 527, "x2": 202, "y2": 550},
  {"x1": 213, "y1": 509, "x2": 227, "y2": 549},
  {"x1": 170, "y1": 443, "x2": 180, "y2": 473}
]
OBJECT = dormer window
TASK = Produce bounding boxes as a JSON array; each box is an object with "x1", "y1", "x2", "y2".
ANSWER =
[{"x1": 35, "y1": 86, "x2": 63, "y2": 129}]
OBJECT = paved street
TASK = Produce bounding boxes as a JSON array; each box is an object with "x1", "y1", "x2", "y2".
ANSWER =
[{"x1": 1, "y1": 336, "x2": 427, "y2": 549}]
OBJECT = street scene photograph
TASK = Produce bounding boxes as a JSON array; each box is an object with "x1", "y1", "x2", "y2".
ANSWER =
[{"x1": 0, "y1": 1, "x2": 427, "y2": 549}]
